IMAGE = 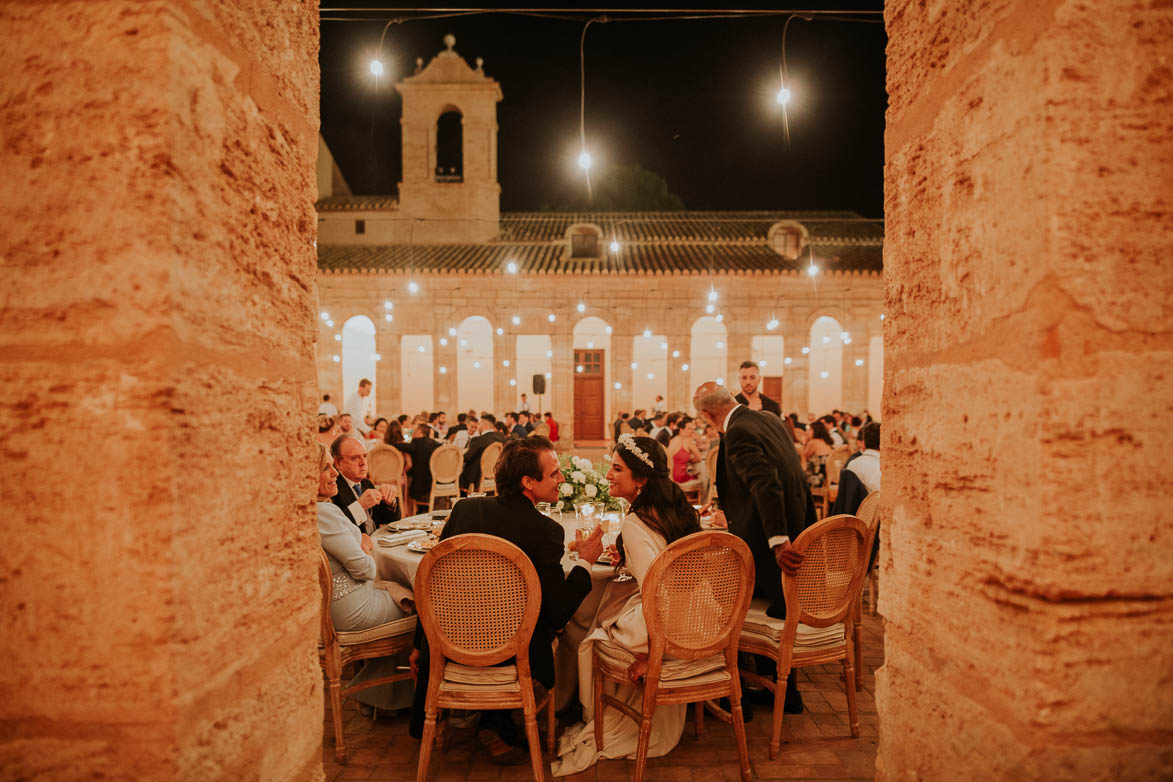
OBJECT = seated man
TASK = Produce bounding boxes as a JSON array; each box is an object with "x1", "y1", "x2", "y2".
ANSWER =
[
  {"x1": 832, "y1": 422, "x2": 880, "y2": 516},
  {"x1": 403, "y1": 422, "x2": 441, "y2": 510},
  {"x1": 460, "y1": 414, "x2": 507, "y2": 491},
  {"x1": 410, "y1": 437, "x2": 604, "y2": 763},
  {"x1": 331, "y1": 434, "x2": 400, "y2": 533}
]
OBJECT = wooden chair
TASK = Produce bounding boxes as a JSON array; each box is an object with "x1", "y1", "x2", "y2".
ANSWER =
[
  {"x1": 532, "y1": 422, "x2": 550, "y2": 437},
  {"x1": 738, "y1": 513, "x2": 870, "y2": 759},
  {"x1": 593, "y1": 531, "x2": 754, "y2": 782},
  {"x1": 317, "y1": 550, "x2": 417, "y2": 763},
  {"x1": 368, "y1": 444, "x2": 407, "y2": 508},
  {"x1": 478, "y1": 440, "x2": 504, "y2": 495},
  {"x1": 619, "y1": 422, "x2": 634, "y2": 436},
  {"x1": 427, "y1": 444, "x2": 462, "y2": 511},
  {"x1": 852, "y1": 491, "x2": 882, "y2": 690},
  {"x1": 703, "y1": 446, "x2": 720, "y2": 505},
  {"x1": 414, "y1": 534, "x2": 555, "y2": 782}
]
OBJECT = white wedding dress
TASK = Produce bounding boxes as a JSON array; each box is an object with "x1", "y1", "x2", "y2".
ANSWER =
[{"x1": 551, "y1": 513, "x2": 687, "y2": 776}]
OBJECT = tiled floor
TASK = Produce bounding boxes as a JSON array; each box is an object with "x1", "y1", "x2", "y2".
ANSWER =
[{"x1": 322, "y1": 613, "x2": 882, "y2": 782}]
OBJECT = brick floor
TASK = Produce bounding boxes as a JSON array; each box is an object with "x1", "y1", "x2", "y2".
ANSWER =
[{"x1": 321, "y1": 613, "x2": 882, "y2": 781}]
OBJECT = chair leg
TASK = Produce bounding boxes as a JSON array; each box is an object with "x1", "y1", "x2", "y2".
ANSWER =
[
  {"x1": 853, "y1": 611, "x2": 864, "y2": 692},
  {"x1": 632, "y1": 693, "x2": 657, "y2": 782},
  {"x1": 416, "y1": 708, "x2": 438, "y2": 782},
  {"x1": 768, "y1": 665, "x2": 791, "y2": 760},
  {"x1": 522, "y1": 704, "x2": 545, "y2": 782},
  {"x1": 868, "y1": 570, "x2": 878, "y2": 615},
  {"x1": 694, "y1": 701, "x2": 704, "y2": 738},
  {"x1": 327, "y1": 675, "x2": 347, "y2": 764},
  {"x1": 728, "y1": 691, "x2": 751, "y2": 782},
  {"x1": 844, "y1": 650, "x2": 860, "y2": 738},
  {"x1": 593, "y1": 654, "x2": 605, "y2": 751},
  {"x1": 546, "y1": 692, "x2": 556, "y2": 755}
]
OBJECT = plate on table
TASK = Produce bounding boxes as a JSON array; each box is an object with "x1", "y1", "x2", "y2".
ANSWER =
[
  {"x1": 407, "y1": 538, "x2": 439, "y2": 554},
  {"x1": 596, "y1": 552, "x2": 615, "y2": 566}
]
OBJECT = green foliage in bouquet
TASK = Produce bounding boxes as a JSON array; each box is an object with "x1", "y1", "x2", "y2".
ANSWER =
[{"x1": 555, "y1": 453, "x2": 621, "y2": 512}]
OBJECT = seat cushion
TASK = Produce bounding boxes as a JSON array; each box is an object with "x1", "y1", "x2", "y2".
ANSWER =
[
  {"x1": 741, "y1": 598, "x2": 845, "y2": 651},
  {"x1": 595, "y1": 639, "x2": 728, "y2": 685},
  {"x1": 334, "y1": 615, "x2": 417, "y2": 646},
  {"x1": 439, "y1": 662, "x2": 521, "y2": 693}
]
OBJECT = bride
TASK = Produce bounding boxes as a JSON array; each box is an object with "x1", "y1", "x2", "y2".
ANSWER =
[{"x1": 552, "y1": 434, "x2": 701, "y2": 776}]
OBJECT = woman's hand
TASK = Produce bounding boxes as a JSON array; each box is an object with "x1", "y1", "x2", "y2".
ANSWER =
[
  {"x1": 361, "y1": 533, "x2": 374, "y2": 555},
  {"x1": 627, "y1": 653, "x2": 649, "y2": 685}
]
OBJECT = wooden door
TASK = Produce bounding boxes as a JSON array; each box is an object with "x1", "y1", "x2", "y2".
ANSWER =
[
  {"x1": 763, "y1": 376, "x2": 783, "y2": 405},
  {"x1": 573, "y1": 349, "x2": 605, "y2": 441}
]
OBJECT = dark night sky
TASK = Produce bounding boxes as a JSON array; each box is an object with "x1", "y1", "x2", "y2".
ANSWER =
[{"x1": 319, "y1": 4, "x2": 887, "y2": 217}]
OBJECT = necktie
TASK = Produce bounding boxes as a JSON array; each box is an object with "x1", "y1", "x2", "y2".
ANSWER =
[{"x1": 354, "y1": 482, "x2": 363, "y2": 497}]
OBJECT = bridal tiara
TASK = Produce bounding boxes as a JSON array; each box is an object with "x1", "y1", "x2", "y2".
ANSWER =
[{"x1": 617, "y1": 433, "x2": 655, "y2": 469}]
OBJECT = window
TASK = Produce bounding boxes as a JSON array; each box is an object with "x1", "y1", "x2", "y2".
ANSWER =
[
  {"x1": 354, "y1": 219, "x2": 365, "y2": 235},
  {"x1": 772, "y1": 228, "x2": 802, "y2": 259},
  {"x1": 571, "y1": 228, "x2": 599, "y2": 258},
  {"x1": 435, "y1": 110, "x2": 463, "y2": 182}
]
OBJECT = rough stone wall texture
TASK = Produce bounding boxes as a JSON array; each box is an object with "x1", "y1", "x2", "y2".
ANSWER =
[
  {"x1": 879, "y1": 1, "x2": 1173, "y2": 780},
  {"x1": 0, "y1": 2, "x2": 322, "y2": 780},
  {"x1": 315, "y1": 271, "x2": 883, "y2": 441}
]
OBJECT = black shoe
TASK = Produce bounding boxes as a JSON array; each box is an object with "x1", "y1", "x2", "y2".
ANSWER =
[
  {"x1": 783, "y1": 692, "x2": 804, "y2": 714},
  {"x1": 718, "y1": 697, "x2": 753, "y2": 723},
  {"x1": 743, "y1": 687, "x2": 774, "y2": 706}
]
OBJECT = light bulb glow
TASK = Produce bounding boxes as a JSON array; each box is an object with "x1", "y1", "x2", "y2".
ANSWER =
[
  {"x1": 496, "y1": 327, "x2": 504, "y2": 336},
  {"x1": 384, "y1": 314, "x2": 392, "y2": 323},
  {"x1": 460, "y1": 339, "x2": 469, "y2": 348},
  {"x1": 716, "y1": 314, "x2": 724, "y2": 323},
  {"x1": 820, "y1": 371, "x2": 830, "y2": 379},
  {"x1": 609, "y1": 240, "x2": 620, "y2": 253},
  {"x1": 614, "y1": 381, "x2": 621, "y2": 389},
  {"x1": 326, "y1": 319, "x2": 334, "y2": 327},
  {"x1": 546, "y1": 349, "x2": 553, "y2": 358},
  {"x1": 823, "y1": 336, "x2": 831, "y2": 344},
  {"x1": 509, "y1": 378, "x2": 516, "y2": 386},
  {"x1": 370, "y1": 59, "x2": 384, "y2": 77},
  {"x1": 784, "y1": 357, "x2": 793, "y2": 365},
  {"x1": 408, "y1": 280, "x2": 420, "y2": 293},
  {"x1": 807, "y1": 264, "x2": 818, "y2": 277},
  {"x1": 334, "y1": 334, "x2": 341, "y2": 342},
  {"x1": 586, "y1": 341, "x2": 594, "y2": 348},
  {"x1": 439, "y1": 338, "x2": 448, "y2": 346},
  {"x1": 439, "y1": 365, "x2": 447, "y2": 373},
  {"x1": 776, "y1": 86, "x2": 791, "y2": 105},
  {"x1": 856, "y1": 359, "x2": 865, "y2": 366},
  {"x1": 473, "y1": 361, "x2": 480, "y2": 369},
  {"x1": 841, "y1": 332, "x2": 850, "y2": 340},
  {"x1": 716, "y1": 378, "x2": 724, "y2": 386},
  {"x1": 511, "y1": 315, "x2": 521, "y2": 325},
  {"x1": 672, "y1": 350, "x2": 680, "y2": 358},
  {"x1": 578, "y1": 151, "x2": 592, "y2": 170},
  {"x1": 682, "y1": 363, "x2": 690, "y2": 371},
  {"x1": 548, "y1": 313, "x2": 556, "y2": 323},
  {"x1": 705, "y1": 304, "x2": 715, "y2": 314},
  {"x1": 660, "y1": 342, "x2": 668, "y2": 350},
  {"x1": 647, "y1": 373, "x2": 654, "y2": 380},
  {"x1": 577, "y1": 301, "x2": 586, "y2": 313},
  {"x1": 880, "y1": 313, "x2": 886, "y2": 320},
  {"x1": 758, "y1": 360, "x2": 767, "y2": 367},
  {"x1": 371, "y1": 353, "x2": 381, "y2": 361},
  {"x1": 766, "y1": 319, "x2": 779, "y2": 331},
  {"x1": 417, "y1": 345, "x2": 425, "y2": 353},
  {"x1": 319, "y1": 311, "x2": 329, "y2": 320},
  {"x1": 643, "y1": 329, "x2": 652, "y2": 338},
  {"x1": 802, "y1": 346, "x2": 810, "y2": 354},
  {"x1": 707, "y1": 289, "x2": 718, "y2": 303},
  {"x1": 448, "y1": 328, "x2": 457, "y2": 336},
  {"x1": 605, "y1": 326, "x2": 613, "y2": 335},
  {"x1": 630, "y1": 362, "x2": 638, "y2": 370},
  {"x1": 332, "y1": 354, "x2": 340, "y2": 363},
  {"x1": 716, "y1": 341, "x2": 725, "y2": 349},
  {"x1": 544, "y1": 372, "x2": 552, "y2": 379},
  {"x1": 503, "y1": 359, "x2": 510, "y2": 367},
  {"x1": 576, "y1": 365, "x2": 584, "y2": 373},
  {"x1": 383, "y1": 300, "x2": 393, "y2": 310},
  {"x1": 506, "y1": 261, "x2": 518, "y2": 274}
]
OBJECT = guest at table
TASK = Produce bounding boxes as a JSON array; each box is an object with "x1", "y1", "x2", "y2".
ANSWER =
[
  {"x1": 628, "y1": 409, "x2": 646, "y2": 434},
  {"x1": 409, "y1": 436, "x2": 605, "y2": 764},
  {"x1": 315, "y1": 414, "x2": 336, "y2": 449},
  {"x1": 518, "y1": 410, "x2": 535, "y2": 435},
  {"x1": 667, "y1": 416, "x2": 704, "y2": 485},
  {"x1": 317, "y1": 444, "x2": 415, "y2": 716},
  {"x1": 336, "y1": 412, "x2": 355, "y2": 437},
  {"x1": 383, "y1": 418, "x2": 410, "y2": 449},
  {"x1": 445, "y1": 412, "x2": 470, "y2": 448},
  {"x1": 612, "y1": 412, "x2": 630, "y2": 442},
  {"x1": 821, "y1": 414, "x2": 846, "y2": 446},
  {"x1": 833, "y1": 422, "x2": 881, "y2": 515},
  {"x1": 365, "y1": 417, "x2": 389, "y2": 450},
  {"x1": 318, "y1": 393, "x2": 339, "y2": 418},
  {"x1": 544, "y1": 411, "x2": 560, "y2": 444},
  {"x1": 403, "y1": 423, "x2": 441, "y2": 511},
  {"x1": 332, "y1": 435, "x2": 401, "y2": 533},
  {"x1": 460, "y1": 414, "x2": 507, "y2": 491},
  {"x1": 693, "y1": 382, "x2": 814, "y2": 716},
  {"x1": 802, "y1": 420, "x2": 835, "y2": 467},
  {"x1": 553, "y1": 434, "x2": 702, "y2": 775}
]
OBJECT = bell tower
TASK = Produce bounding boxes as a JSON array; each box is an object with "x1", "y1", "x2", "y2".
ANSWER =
[{"x1": 396, "y1": 35, "x2": 503, "y2": 243}]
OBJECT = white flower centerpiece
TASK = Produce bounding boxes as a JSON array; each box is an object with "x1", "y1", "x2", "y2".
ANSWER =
[{"x1": 557, "y1": 453, "x2": 621, "y2": 513}]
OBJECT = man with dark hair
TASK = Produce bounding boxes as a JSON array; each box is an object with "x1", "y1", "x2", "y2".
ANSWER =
[
  {"x1": 656, "y1": 411, "x2": 682, "y2": 447},
  {"x1": 460, "y1": 413, "x2": 507, "y2": 491},
  {"x1": 518, "y1": 410, "x2": 534, "y2": 435},
  {"x1": 612, "y1": 412, "x2": 630, "y2": 442},
  {"x1": 821, "y1": 414, "x2": 846, "y2": 446},
  {"x1": 833, "y1": 422, "x2": 880, "y2": 516},
  {"x1": 735, "y1": 360, "x2": 782, "y2": 416},
  {"x1": 410, "y1": 436, "x2": 604, "y2": 763},
  {"x1": 446, "y1": 412, "x2": 469, "y2": 448},
  {"x1": 330, "y1": 434, "x2": 400, "y2": 533},
  {"x1": 508, "y1": 412, "x2": 527, "y2": 439},
  {"x1": 647, "y1": 411, "x2": 668, "y2": 440},
  {"x1": 403, "y1": 422, "x2": 441, "y2": 510},
  {"x1": 787, "y1": 412, "x2": 806, "y2": 432},
  {"x1": 628, "y1": 409, "x2": 646, "y2": 433}
]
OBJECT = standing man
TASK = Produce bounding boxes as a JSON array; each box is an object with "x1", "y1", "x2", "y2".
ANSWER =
[
  {"x1": 735, "y1": 361, "x2": 782, "y2": 416},
  {"x1": 693, "y1": 381, "x2": 815, "y2": 714},
  {"x1": 519, "y1": 393, "x2": 530, "y2": 413},
  {"x1": 652, "y1": 394, "x2": 666, "y2": 415},
  {"x1": 331, "y1": 434, "x2": 400, "y2": 533},
  {"x1": 543, "y1": 411, "x2": 559, "y2": 444},
  {"x1": 318, "y1": 393, "x2": 339, "y2": 418},
  {"x1": 344, "y1": 378, "x2": 375, "y2": 436}
]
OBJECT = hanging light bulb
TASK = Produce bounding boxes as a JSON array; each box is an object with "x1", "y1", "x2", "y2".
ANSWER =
[
  {"x1": 459, "y1": 338, "x2": 469, "y2": 348},
  {"x1": 707, "y1": 288, "x2": 718, "y2": 303},
  {"x1": 758, "y1": 360, "x2": 767, "y2": 367},
  {"x1": 546, "y1": 349, "x2": 553, "y2": 358},
  {"x1": 473, "y1": 361, "x2": 481, "y2": 369},
  {"x1": 544, "y1": 371, "x2": 552, "y2": 379},
  {"x1": 319, "y1": 311, "x2": 329, "y2": 321},
  {"x1": 448, "y1": 327, "x2": 457, "y2": 336},
  {"x1": 715, "y1": 314, "x2": 724, "y2": 323},
  {"x1": 605, "y1": 325, "x2": 613, "y2": 335},
  {"x1": 672, "y1": 350, "x2": 680, "y2": 358},
  {"x1": 439, "y1": 365, "x2": 447, "y2": 374},
  {"x1": 370, "y1": 59, "x2": 384, "y2": 77},
  {"x1": 613, "y1": 381, "x2": 621, "y2": 390},
  {"x1": 776, "y1": 85, "x2": 792, "y2": 106},
  {"x1": 511, "y1": 315, "x2": 521, "y2": 325},
  {"x1": 630, "y1": 362, "x2": 638, "y2": 370},
  {"x1": 576, "y1": 365, "x2": 584, "y2": 373},
  {"x1": 647, "y1": 373, "x2": 654, "y2": 380},
  {"x1": 716, "y1": 341, "x2": 725, "y2": 349},
  {"x1": 371, "y1": 353, "x2": 381, "y2": 361},
  {"x1": 496, "y1": 327, "x2": 504, "y2": 336},
  {"x1": 642, "y1": 328, "x2": 652, "y2": 338},
  {"x1": 681, "y1": 363, "x2": 690, "y2": 371},
  {"x1": 705, "y1": 304, "x2": 715, "y2": 314},
  {"x1": 509, "y1": 378, "x2": 517, "y2": 386},
  {"x1": 784, "y1": 357, "x2": 793, "y2": 365},
  {"x1": 326, "y1": 319, "x2": 334, "y2": 327},
  {"x1": 548, "y1": 313, "x2": 556, "y2": 323},
  {"x1": 660, "y1": 342, "x2": 668, "y2": 350},
  {"x1": 766, "y1": 318, "x2": 779, "y2": 331},
  {"x1": 577, "y1": 301, "x2": 586, "y2": 313},
  {"x1": 417, "y1": 345, "x2": 425, "y2": 353},
  {"x1": 855, "y1": 359, "x2": 865, "y2": 366},
  {"x1": 384, "y1": 314, "x2": 392, "y2": 323},
  {"x1": 334, "y1": 334, "x2": 342, "y2": 342},
  {"x1": 383, "y1": 300, "x2": 393, "y2": 310},
  {"x1": 715, "y1": 378, "x2": 725, "y2": 386},
  {"x1": 578, "y1": 150, "x2": 592, "y2": 170},
  {"x1": 503, "y1": 359, "x2": 510, "y2": 367},
  {"x1": 823, "y1": 336, "x2": 831, "y2": 344},
  {"x1": 505, "y1": 261, "x2": 518, "y2": 274},
  {"x1": 609, "y1": 239, "x2": 620, "y2": 253},
  {"x1": 408, "y1": 280, "x2": 420, "y2": 293},
  {"x1": 841, "y1": 331, "x2": 850, "y2": 341},
  {"x1": 587, "y1": 341, "x2": 594, "y2": 349},
  {"x1": 439, "y1": 337, "x2": 448, "y2": 346},
  {"x1": 807, "y1": 262, "x2": 818, "y2": 277},
  {"x1": 332, "y1": 355, "x2": 340, "y2": 363},
  {"x1": 820, "y1": 371, "x2": 830, "y2": 379},
  {"x1": 802, "y1": 346, "x2": 810, "y2": 354}
]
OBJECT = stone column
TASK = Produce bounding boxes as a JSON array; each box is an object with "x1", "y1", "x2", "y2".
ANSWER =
[
  {"x1": 879, "y1": 2, "x2": 1173, "y2": 779},
  {"x1": 0, "y1": 3, "x2": 321, "y2": 780},
  {"x1": 551, "y1": 332, "x2": 574, "y2": 442},
  {"x1": 611, "y1": 333, "x2": 634, "y2": 419},
  {"x1": 665, "y1": 333, "x2": 689, "y2": 411}
]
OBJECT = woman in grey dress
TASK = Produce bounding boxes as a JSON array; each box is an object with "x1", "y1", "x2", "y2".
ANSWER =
[{"x1": 317, "y1": 444, "x2": 415, "y2": 712}]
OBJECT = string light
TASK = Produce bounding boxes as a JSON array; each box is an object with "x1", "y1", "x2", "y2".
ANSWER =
[
  {"x1": 880, "y1": 313, "x2": 886, "y2": 320},
  {"x1": 823, "y1": 336, "x2": 831, "y2": 344},
  {"x1": 439, "y1": 337, "x2": 448, "y2": 346},
  {"x1": 511, "y1": 315, "x2": 521, "y2": 325},
  {"x1": 496, "y1": 327, "x2": 504, "y2": 336},
  {"x1": 682, "y1": 363, "x2": 690, "y2": 371},
  {"x1": 807, "y1": 262, "x2": 819, "y2": 276},
  {"x1": 332, "y1": 355, "x2": 340, "y2": 363},
  {"x1": 642, "y1": 328, "x2": 652, "y2": 338},
  {"x1": 716, "y1": 313, "x2": 724, "y2": 323},
  {"x1": 605, "y1": 325, "x2": 613, "y2": 335},
  {"x1": 578, "y1": 151, "x2": 592, "y2": 170},
  {"x1": 506, "y1": 261, "x2": 518, "y2": 274},
  {"x1": 840, "y1": 331, "x2": 850, "y2": 340},
  {"x1": 384, "y1": 314, "x2": 392, "y2": 323},
  {"x1": 820, "y1": 371, "x2": 830, "y2": 379},
  {"x1": 417, "y1": 345, "x2": 425, "y2": 353},
  {"x1": 473, "y1": 361, "x2": 481, "y2": 369},
  {"x1": 369, "y1": 59, "x2": 384, "y2": 77},
  {"x1": 672, "y1": 350, "x2": 680, "y2": 358},
  {"x1": 716, "y1": 378, "x2": 725, "y2": 386},
  {"x1": 587, "y1": 341, "x2": 594, "y2": 348},
  {"x1": 327, "y1": 319, "x2": 335, "y2": 327},
  {"x1": 647, "y1": 372, "x2": 654, "y2": 380},
  {"x1": 758, "y1": 360, "x2": 767, "y2": 367},
  {"x1": 546, "y1": 349, "x2": 553, "y2": 358},
  {"x1": 716, "y1": 341, "x2": 725, "y2": 349},
  {"x1": 319, "y1": 311, "x2": 329, "y2": 320},
  {"x1": 855, "y1": 358, "x2": 865, "y2": 366},
  {"x1": 460, "y1": 338, "x2": 469, "y2": 347},
  {"x1": 334, "y1": 334, "x2": 342, "y2": 342},
  {"x1": 448, "y1": 327, "x2": 457, "y2": 336},
  {"x1": 370, "y1": 353, "x2": 381, "y2": 361},
  {"x1": 503, "y1": 359, "x2": 511, "y2": 367},
  {"x1": 408, "y1": 280, "x2": 420, "y2": 293},
  {"x1": 544, "y1": 371, "x2": 552, "y2": 379},
  {"x1": 576, "y1": 365, "x2": 584, "y2": 373},
  {"x1": 548, "y1": 313, "x2": 556, "y2": 323},
  {"x1": 577, "y1": 301, "x2": 586, "y2": 313},
  {"x1": 776, "y1": 85, "x2": 791, "y2": 105},
  {"x1": 802, "y1": 346, "x2": 810, "y2": 354},
  {"x1": 630, "y1": 362, "x2": 638, "y2": 369},
  {"x1": 383, "y1": 300, "x2": 393, "y2": 310},
  {"x1": 509, "y1": 378, "x2": 517, "y2": 386},
  {"x1": 439, "y1": 365, "x2": 447, "y2": 373},
  {"x1": 784, "y1": 357, "x2": 793, "y2": 365},
  {"x1": 705, "y1": 304, "x2": 715, "y2": 314},
  {"x1": 660, "y1": 341, "x2": 668, "y2": 350},
  {"x1": 766, "y1": 318, "x2": 779, "y2": 331},
  {"x1": 707, "y1": 288, "x2": 718, "y2": 303},
  {"x1": 614, "y1": 381, "x2": 621, "y2": 389}
]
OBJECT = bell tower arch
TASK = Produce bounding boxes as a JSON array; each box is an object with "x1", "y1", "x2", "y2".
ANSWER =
[{"x1": 396, "y1": 34, "x2": 502, "y2": 243}]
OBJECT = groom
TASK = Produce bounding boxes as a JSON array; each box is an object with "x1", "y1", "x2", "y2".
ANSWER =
[{"x1": 693, "y1": 381, "x2": 816, "y2": 713}]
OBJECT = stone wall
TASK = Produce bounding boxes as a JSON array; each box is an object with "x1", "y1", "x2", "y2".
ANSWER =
[
  {"x1": 879, "y1": 1, "x2": 1173, "y2": 779},
  {"x1": 0, "y1": 2, "x2": 322, "y2": 780},
  {"x1": 315, "y1": 270, "x2": 883, "y2": 441}
]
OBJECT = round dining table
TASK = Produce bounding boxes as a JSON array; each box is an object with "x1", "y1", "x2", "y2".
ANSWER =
[{"x1": 371, "y1": 509, "x2": 622, "y2": 709}]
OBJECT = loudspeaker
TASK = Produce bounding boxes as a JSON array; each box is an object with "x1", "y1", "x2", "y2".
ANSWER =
[{"x1": 532, "y1": 374, "x2": 546, "y2": 395}]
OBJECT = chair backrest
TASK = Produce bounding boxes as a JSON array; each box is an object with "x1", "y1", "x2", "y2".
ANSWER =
[
  {"x1": 532, "y1": 422, "x2": 550, "y2": 437},
  {"x1": 479, "y1": 440, "x2": 504, "y2": 480},
  {"x1": 856, "y1": 491, "x2": 880, "y2": 532},
  {"x1": 784, "y1": 514, "x2": 868, "y2": 630},
  {"x1": 414, "y1": 533, "x2": 541, "y2": 668},
  {"x1": 642, "y1": 531, "x2": 754, "y2": 661},
  {"x1": 619, "y1": 423, "x2": 634, "y2": 435},
  {"x1": 317, "y1": 549, "x2": 338, "y2": 648},
  {"x1": 705, "y1": 447, "x2": 720, "y2": 488},
  {"x1": 367, "y1": 445, "x2": 405, "y2": 484},
  {"x1": 429, "y1": 444, "x2": 462, "y2": 484},
  {"x1": 827, "y1": 446, "x2": 851, "y2": 484}
]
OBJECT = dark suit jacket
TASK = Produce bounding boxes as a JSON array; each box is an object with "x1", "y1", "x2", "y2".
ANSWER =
[
  {"x1": 403, "y1": 436, "x2": 441, "y2": 502},
  {"x1": 410, "y1": 495, "x2": 592, "y2": 736},
  {"x1": 734, "y1": 392, "x2": 783, "y2": 416},
  {"x1": 331, "y1": 475, "x2": 401, "y2": 531},
  {"x1": 460, "y1": 430, "x2": 508, "y2": 489},
  {"x1": 717, "y1": 406, "x2": 815, "y2": 617}
]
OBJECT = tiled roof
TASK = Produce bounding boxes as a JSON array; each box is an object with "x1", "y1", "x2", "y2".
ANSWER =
[
  {"x1": 316, "y1": 208, "x2": 882, "y2": 275},
  {"x1": 317, "y1": 195, "x2": 400, "y2": 211}
]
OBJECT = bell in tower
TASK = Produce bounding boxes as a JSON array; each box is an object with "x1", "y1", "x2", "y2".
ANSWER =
[{"x1": 396, "y1": 35, "x2": 503, "y2": 243}]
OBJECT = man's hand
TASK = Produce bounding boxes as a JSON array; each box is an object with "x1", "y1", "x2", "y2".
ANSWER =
[
  {"x1": 376, "y1": 483, "x2": 397, "y2": 504},
  {"x1": 707, "y1": 509, "x2": 728, "y2": 529},
  {"x1": 575, "y1": 525, "x2": 606, "y2": 565},
  {"x1": 627, "y1": 653, "x2": 649, "y2": 685},
  {"x1": 358, "y1": 488, "x2": 383, "y2": 509},
  {"x1": 409, "y1": 648, "x2": 420, "y2": 680},
  {"x1": 773, "y1": 540, "x2": 804, "y2": 576},
  {"x1": 361, "y1": 533, "x2": 374, "y2": 555}
]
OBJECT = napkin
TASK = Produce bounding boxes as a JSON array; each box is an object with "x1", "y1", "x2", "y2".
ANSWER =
[{"x1": 376, "y1": 529, "x2": 428, "y2": 547}]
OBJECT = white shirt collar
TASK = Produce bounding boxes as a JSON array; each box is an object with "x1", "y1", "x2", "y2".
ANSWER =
[{"x1": 722, "y1": 404, "x2": 743, "y2": 433}]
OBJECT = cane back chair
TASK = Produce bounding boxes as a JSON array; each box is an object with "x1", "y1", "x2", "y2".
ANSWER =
[
  {"x1": 478, "y1": 440, "x2": 504, "y2": 495},
  {"x1": 852, "y1": 491, "x2": 881, "y2": 689},
  {"x1": 317, "y1": 550, "x2": 417, "y2": 763},
  {"x1": 704, "y1": 446, "x2": 721, "y2": 505},
  {"x1": 738, "y1": 513, "x2": 870, "y2": 759},
  {"x1": 593, "y1": 531, "x2": 755, "y2": 782},
  {"x1": 427, "y1": 444, "x2": 462, "y2": 511},
  {"x1": 414, "y1": 534, "x2": 555, "y2": 782}
]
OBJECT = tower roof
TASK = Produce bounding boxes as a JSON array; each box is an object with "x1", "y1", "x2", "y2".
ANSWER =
[{"x1": 397, "y1": 34, "x2": 502, "y2": 98}]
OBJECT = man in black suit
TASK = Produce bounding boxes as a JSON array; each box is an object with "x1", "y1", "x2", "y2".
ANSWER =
[
  {"x1": 403, "y1": 423, "x2": 441, "y2": 510},
  {"x1": 409, "y1": 436, "x2": 605, "y2": 763},
  {"x1": 460, "y1": 414, "x2": 507, "y2": 491},
  {"x1": 693, "y1": 381, "x2": 816, "y2": 713},
  {"x1": 331, "y1": 434, "x2": 401, "y2": 533}
]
